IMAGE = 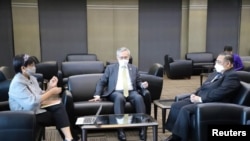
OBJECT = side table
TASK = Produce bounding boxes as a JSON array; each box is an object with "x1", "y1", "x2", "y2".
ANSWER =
[{"x1": 153, "y1": 99, "x2": 174, "y2": 133}]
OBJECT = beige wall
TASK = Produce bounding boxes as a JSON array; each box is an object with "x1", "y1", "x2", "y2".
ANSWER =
[
  {"x1": 239, "y1": 0, "x2": 250, "y2": 55},
  {"x1": 11, "y1": 0, "x2": 250, "y2": 65},
  {"x1": 187, "y1": 0, "x2": 207, "y2": 53},
  {"x1": 87, "y1": 0, "x2": 139, "y2": 66},
  {"x1": 12, "y1": 0, "x2": 40, "y2": 60}
]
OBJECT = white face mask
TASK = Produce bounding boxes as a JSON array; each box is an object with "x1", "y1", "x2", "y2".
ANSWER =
[
  {"x1": 26, "y1": 67, "x2": 36, "y2": 76},
  {"x1": 118, "y1": 59, "x2": 129, "y2": 67},
  {"x1": 214, "y1": 63, "x2": 224, "y2": 73}
]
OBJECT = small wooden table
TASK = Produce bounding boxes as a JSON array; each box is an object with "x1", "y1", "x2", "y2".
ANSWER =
[{"x1": 153, "y1": 99, "x2": 175, "y2": 133}]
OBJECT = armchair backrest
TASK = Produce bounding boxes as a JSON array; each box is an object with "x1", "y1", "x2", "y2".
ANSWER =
[
  {"x1": 61, "y1": 61, "x2": 104, "y2": 85},
  {"x1": 185, "y1": 52, "x2": 214, "y2": 63},
  {"x1": 241, "y1": 56, "x2": 250, "y2": 71},
  {"x1": 36, "y1": 61, "x2": 59, "y2": 81},
  {"x1": 65, "y1": 53, "x2": 98, "y2": 61},
  {"x1": 164, "y1": 55, "x2": 173, "y2": 73},
  {"x1": 236, "y1": 71, "x2": 250, "y2": 83},
  {"x1": 0, "y1": 111, "x2": 36, "y2": 141},
  {"x1": 195, "y1": 103, "x2": 246, "y2": 141},
  {"x1": 67, "y1": 74, "x2": 103, "y2": 102},
  {"x1": 0, "y1": 66, "x2": 12, "y2": 80},
  {"x1": 147, "y1": 63, "x2": 164, "y2": 77},
  {"x1": 0, "y1": 67, "x2": 11, "y2": 111},
  {"x1": 232, "y1": 81, "x2": 250, "y2": 106}
]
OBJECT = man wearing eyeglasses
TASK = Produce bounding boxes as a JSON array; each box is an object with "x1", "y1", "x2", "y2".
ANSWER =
[
  {"x1": 164, "y1": 52, "x2": 241, "y2": 141},
  {"x1": 90, "y1": 47, "x2": 148, "y2": 141}
]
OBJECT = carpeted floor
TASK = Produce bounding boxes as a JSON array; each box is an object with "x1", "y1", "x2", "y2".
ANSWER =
[{"x1": 44, "y1": 75, "x2": 201, "y2": 141}]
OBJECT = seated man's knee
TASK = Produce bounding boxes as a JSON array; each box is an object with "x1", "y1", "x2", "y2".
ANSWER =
[{"x1": 115, "y1": 94, "x2": 126, "y2": 102}]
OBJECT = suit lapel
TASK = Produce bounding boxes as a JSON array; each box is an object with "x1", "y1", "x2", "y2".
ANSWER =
[
  {"x1": 113, "y1": 64, "x2": 119, "y2": 85},
  {"x1": 128, "y1": 64, "x2": 133, "y2": 78}
]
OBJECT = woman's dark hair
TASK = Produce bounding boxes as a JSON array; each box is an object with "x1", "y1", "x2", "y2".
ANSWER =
[{"x1": 13, "y1": 54, "x2": 35, "y2": 73}]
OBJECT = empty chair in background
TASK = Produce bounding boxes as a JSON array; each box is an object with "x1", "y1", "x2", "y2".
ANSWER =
[
  {"x1": 65, "y1": 53, "x2": 98, "y2": 61},
  {"x1": 164, "y1": 55, "x2": 192, "y2": 79},
  {"x1": 61, "y1": 61, "x2": 105, "y2": 89}
]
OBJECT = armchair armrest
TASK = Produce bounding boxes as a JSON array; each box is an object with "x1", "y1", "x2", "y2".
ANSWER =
[
  {"x1": 175, "y1": 93, "x2": 191, "y2": 102},
  {"x1": 243, "y1": 107, "x2": 250, "y2": 125},
  {"x1": 138, "y1": 88, "x2": 151, "y2": 115},
  {"x1": 140, "y1": 73, "x2": 163, "y2": 101},
  {"x1": 63, "y1": 90, "x2": 76, "y2": 123}
]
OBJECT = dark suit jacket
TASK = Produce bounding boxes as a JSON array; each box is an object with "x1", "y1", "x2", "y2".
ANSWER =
[
  {"x1": 166, "y1": 68, "x2": 241, "y2": 141},
  {"x1": 94, "y1": 63, "x2": 143, "y2": 97},
  {"x1": 195, "y1": 68, "x2": 241, "y2": 103}
]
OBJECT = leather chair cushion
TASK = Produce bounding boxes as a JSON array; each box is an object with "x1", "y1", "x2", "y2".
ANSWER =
[
  {"x1": 62, "y1": 61, "x2": 104, "y2": 78},
  {"x1": 36, "y1": 61, "x2": 58, "y2": 80},
  {"x1": 66, "y1": 54, "x2": 98, "y2": 61},
  {"x1": 0, "y1": 111, "x2": 36, "y2": 141},
  {"x1": 186, "y1": 52, "x2": 214, "y2": 63},
  {"x1": 232, "y1": 81, "x2": 250, "y2": 106},
  {"x1": 140, "y1": 74, "x2": 163, "y2": 101},
  {"x1": 0, "y1": 80, "x2": 11, "y2": 101}
]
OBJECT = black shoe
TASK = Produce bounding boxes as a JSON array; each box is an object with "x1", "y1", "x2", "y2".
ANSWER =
[
  {"x1": 139, "y1": 128, "x2": 146, "y2": 140},
  {"x1": 117, "y1": 129, "x2": 126, "y2": 141}
]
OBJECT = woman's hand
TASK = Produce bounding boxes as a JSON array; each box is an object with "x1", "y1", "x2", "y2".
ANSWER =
[
  {"x1": 47, "y1": 76, "x2": 58, "y2": 89},
  {"x1": 49, "y1": 87, "x2": 62, "y2": 95}
]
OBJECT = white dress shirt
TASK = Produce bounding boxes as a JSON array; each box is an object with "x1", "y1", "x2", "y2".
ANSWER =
[{"x1": 115, "y1": 66, "x2": 133, "y2": 91}]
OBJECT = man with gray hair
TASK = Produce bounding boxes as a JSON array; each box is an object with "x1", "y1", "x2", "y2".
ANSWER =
[{"x1": 90, "y1": 47, "x2": 148, "y2": 141}]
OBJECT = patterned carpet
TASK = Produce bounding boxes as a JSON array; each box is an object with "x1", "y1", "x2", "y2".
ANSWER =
[{"x1": 44, "y1": 75, "x2": 200, "y2": 141}]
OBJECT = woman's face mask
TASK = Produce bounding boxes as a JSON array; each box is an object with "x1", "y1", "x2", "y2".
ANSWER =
[{"x1": 25, "y1": 66, "x2": 36, "y2": 76}]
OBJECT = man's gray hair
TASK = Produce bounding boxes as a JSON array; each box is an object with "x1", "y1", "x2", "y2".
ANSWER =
[{"x1": 116, "y1": 47, "x2": 131, "y2": 57}]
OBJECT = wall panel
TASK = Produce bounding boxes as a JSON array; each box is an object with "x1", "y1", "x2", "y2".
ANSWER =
[
  {"x1": 38, "y1": 0, "x2": 87, "y2": 63},
  {"x1": 206, "y1": 0, "x2": 241, "y2": 56},
  {"x1": 139, "y1": 0, "x2": 182, "y2": 71},
  {"x1": 0, "y1": 0, "x2": 14, "y2": 75}
]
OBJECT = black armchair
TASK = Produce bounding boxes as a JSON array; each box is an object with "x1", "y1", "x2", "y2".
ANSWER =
[
  {"x1": 175, "y1": 81, "x2": 250, "y2": 141},
  {"x1": 35, "y1": 61, "x2": 62, "y2": 89},
  {"x1": 0, "y1": 66, "x2": 11, "y2": 111},
  {"x1": 140, "y1": 63, "x2": 164, "y2": 102},
  {"x1": 236, "y1": 71, "x2": 250, "y2": 83},
  {"x1": 65, "y1": 53, "x2": 98, "y2": 61},
  {"x1": 65, "y1": 73, "x2": 152, "y2": 118},
  {"x1": 0, "y1": 111, "x2": 36, "y2": 141},
  {"x1": 195, "y1": 103, "x2": 250, "y2": 141},
  {"x1": 164, "y1": 55, "x2": 192, "y2": 79},
  {"x1": 60, "y1": 61, "x2": 105, "y2": 88}
]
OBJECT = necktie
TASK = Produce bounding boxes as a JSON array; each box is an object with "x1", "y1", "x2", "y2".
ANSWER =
[
  {"x1": 122, "y1": 67, "x2": 129, "y2": 97},
  {"x1": 211, "y1": 73, "x2": 221, "y2": 82}
]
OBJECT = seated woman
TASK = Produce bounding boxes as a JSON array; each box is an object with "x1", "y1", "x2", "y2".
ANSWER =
[{"x1": 8, "y1": 54, "x2": 78, "y2": 141}]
